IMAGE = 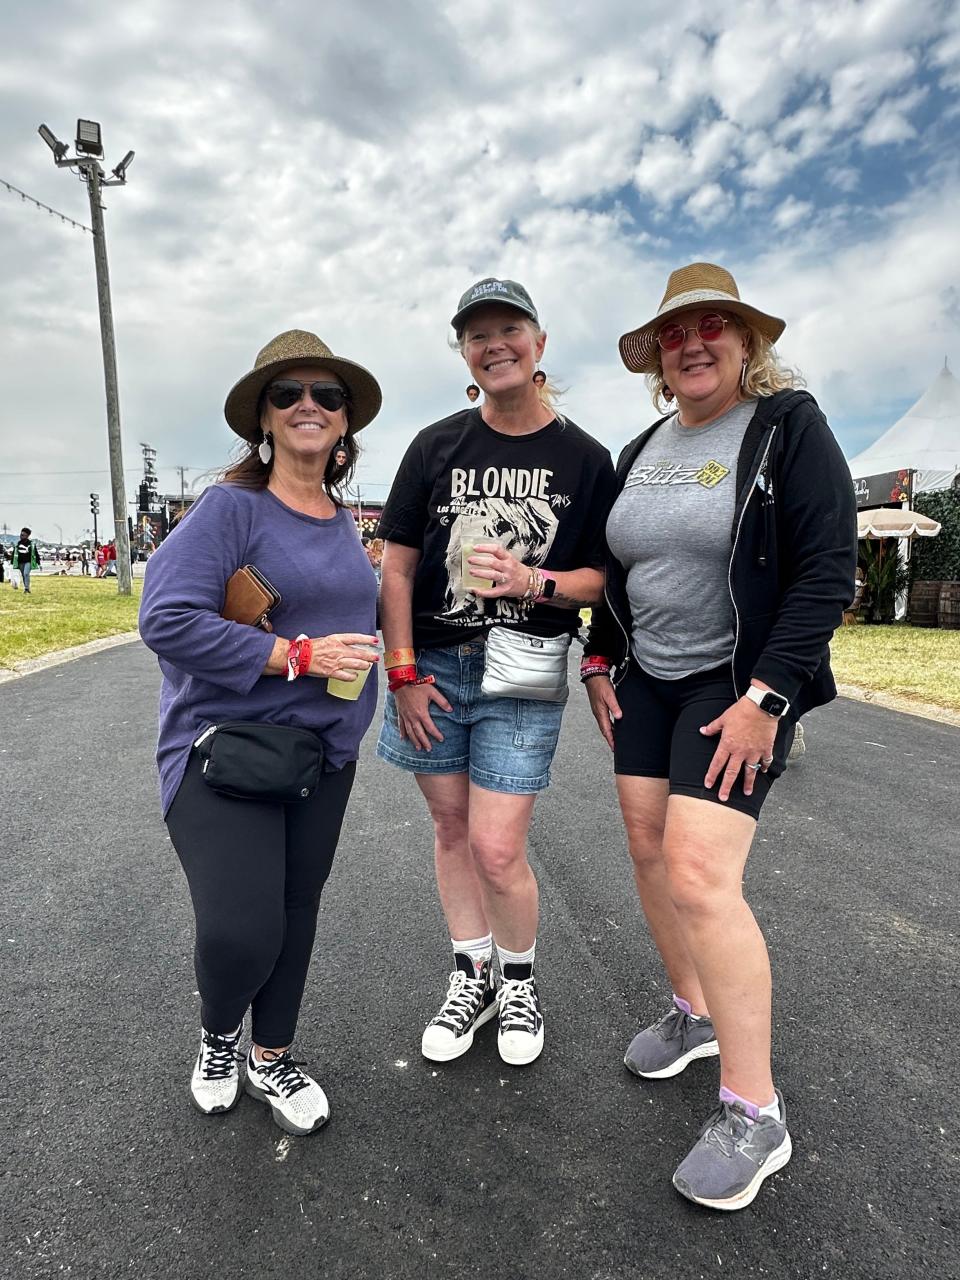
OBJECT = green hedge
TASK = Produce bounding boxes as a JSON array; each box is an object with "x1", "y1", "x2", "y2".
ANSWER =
[{"x1": 911, "y1": 489, "x2": 960, "y2": 582}]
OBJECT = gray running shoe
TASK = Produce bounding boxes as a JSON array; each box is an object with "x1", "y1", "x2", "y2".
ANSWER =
[
  {"x1": 624, "y1": 999, "x2": 719, "y2": 1079},
  {"x1": 787, "y1": 721, "x2": 805, "y2": 762},
  {"x1": 672, "y1": 1090, "x2": 792, "y2": 1211}
]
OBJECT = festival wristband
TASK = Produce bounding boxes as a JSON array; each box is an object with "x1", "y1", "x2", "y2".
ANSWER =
[
  {"x1": 287, "y1": 633, "x2": 311, "y2": 682},
  {"x1": 580, "y1": 655, "x2": 612, "y2": 682},
  {"x1": 384, "y1": 647, "x2": 416, "y2": 670},
  {"x1": 388, "y1": 668, "x2": 437, "y2": 693}
]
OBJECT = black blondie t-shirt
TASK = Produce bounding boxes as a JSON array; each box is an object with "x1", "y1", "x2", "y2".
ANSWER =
[{"x1": 378, "y1": 409, "x2": 618, "y2": 648}]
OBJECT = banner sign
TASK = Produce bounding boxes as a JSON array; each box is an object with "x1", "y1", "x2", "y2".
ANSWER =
[{"x1": 853, "y1": 468, "x2": 913, "y2": 509}]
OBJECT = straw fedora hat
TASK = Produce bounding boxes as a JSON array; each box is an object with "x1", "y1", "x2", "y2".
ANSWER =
[
  {"x1": 224, "y1": 329, "x2": 382, "y2": 441},
  {"x1": 619, "y1": 263, "x2": 785, "y2": 375}
]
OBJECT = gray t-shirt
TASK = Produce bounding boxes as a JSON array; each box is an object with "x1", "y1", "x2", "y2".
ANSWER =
[{"x1": 605, "y1": 399, "x2": 756, "y2": 679}]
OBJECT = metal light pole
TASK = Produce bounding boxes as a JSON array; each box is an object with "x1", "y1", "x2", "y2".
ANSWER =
[{"x1": 39, "y1": 120, "x2": 135, "y2": 595}]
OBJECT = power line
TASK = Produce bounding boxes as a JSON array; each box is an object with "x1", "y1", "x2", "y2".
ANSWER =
[{"x1": 1, "y1": 176, "x2": 92, "y2": 233}]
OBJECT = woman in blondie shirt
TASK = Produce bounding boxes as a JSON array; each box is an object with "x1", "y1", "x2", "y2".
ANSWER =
[
  {"x1": 584, "y1": 264, "x2": 856, "y2": 1211},
  {"x1": 377, "y1": 278, "x2": 617, "y2": 1071}
]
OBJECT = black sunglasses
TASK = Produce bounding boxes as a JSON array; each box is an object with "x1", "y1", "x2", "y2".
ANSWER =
[{"x1": 264, "y1": 380, "x2": 350, "y2": 412}]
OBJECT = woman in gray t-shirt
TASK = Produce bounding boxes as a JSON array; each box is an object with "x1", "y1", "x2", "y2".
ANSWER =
[{"x1": 583, "y1": 262, "x2": 856, "y2": 1212}]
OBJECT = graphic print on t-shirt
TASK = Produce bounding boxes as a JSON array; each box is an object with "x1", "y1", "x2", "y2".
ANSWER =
[
  {"x1": 438, "y1": 471, "x2": 559, "y2": 627},
  {"x1": 625, "y1": 458, "x2": 731, "y2": 490}
]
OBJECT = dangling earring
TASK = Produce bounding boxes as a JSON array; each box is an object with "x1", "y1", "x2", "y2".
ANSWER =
[
  {"x1": 740, "y1": 358, "x2": 748, "y2": 390},
  {"x1": 258, "y1": 431, "x2": 272, "y2": 465}
]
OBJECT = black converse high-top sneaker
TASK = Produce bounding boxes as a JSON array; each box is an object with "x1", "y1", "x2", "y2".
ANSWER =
[{"x1": 421, "y1": 953, "x2": 499, "y2": 1062}]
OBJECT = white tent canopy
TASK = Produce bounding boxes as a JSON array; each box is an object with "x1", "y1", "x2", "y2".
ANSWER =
[{"x1": 847, "y1": 363, "x2": 960, "y2": 492}]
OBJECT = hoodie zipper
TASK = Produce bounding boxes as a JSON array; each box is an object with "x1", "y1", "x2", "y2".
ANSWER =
[
  {"x1": 603, "y1": 578, "x2": 633, "y2": 687},
  {"x1": 728, "y1": 424, "x2": 778, "y2": 699}
]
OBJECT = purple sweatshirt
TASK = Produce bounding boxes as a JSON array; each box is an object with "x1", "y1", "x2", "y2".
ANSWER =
[{"x1": 138, "y1": 483, "x2": 378, "y2": 816}]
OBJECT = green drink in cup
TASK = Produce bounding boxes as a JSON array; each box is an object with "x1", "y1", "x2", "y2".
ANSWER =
[
  {"x1": 461, "y1": 516, "x2": 503, "y2": 591},
  {"x1": 327, "y1": 646, "x2": 379, "y2": 701}
]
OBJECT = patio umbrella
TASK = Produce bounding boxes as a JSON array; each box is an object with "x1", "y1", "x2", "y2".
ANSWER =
[{"x1": 856, "y1": 508, "x2": 941, "y2": 539}]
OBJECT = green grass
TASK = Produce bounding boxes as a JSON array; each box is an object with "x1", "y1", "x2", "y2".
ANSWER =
[
  {"x1": 2, "y1": 579, "x2": 959, "y2": 714},
  {"x1": 0, "y1": 574, "x2": 142, "y2": 668},
  {"x1": 830, "y1": 622, "x2": 960, "y2": 711}
]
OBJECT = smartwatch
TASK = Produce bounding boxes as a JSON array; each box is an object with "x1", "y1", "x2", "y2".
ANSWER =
[
  {"x1": 538, "y1": 571, "x2": 557, "y2": 601},
  {"x1": 745, "y1": 685, "x2": 790, "y2": 718}
]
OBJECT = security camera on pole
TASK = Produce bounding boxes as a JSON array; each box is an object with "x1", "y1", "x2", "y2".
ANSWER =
[{"x1": 38, "y1": 119, "x2": 135, "y2": 596}]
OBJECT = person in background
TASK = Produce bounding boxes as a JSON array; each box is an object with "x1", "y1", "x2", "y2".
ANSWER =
[
  {"x1": 584, "y1": 262, "x2": 856, "y2": 1210},
  {"x1": 95, "y1": 543, "x2": 107, "y2": 578},
  {"x1": 465, "y1": 383, "x2": 480, "y2": 402},
  {"x1": 12, "y1": 528, "x2": 40, "y2": 593},
  {"x1": 139, "y1": 328, "x2": 382, "y2": 1136},
  {"x1": 377, "y1": 277, "x2": 617, "y2": 1069}
]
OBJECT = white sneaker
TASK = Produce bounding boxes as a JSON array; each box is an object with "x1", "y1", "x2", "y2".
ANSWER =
[
  {"x1": 190, "y1": 1025, "x2": 242, "y2": 1115},
  {"x1": 245, "y1": 1049, "x2": 329, "y2": 1135},
  {"x1": 421, "y1": 954, "x2": 499, "y2": 1062},
  {"x1": 497, "y1": 974, "x2": 544, "y2": 1066}
]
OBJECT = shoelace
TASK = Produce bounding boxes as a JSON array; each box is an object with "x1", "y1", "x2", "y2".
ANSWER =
[
  {"x1": 652, "y1": 1006, "x2": 688, "y2": 1042},
  {"x1": 252, "y1": 1050, "x2": 311, "y2": 1097},
  {"x1": 430, "y1": 970, "x2": 486, "y2": 1029},
  {"x1": 699, "y1": 1103, "x2": 753, "y2": 1158},
  {"x1": 499, "y1": 977, "x2": 540, "y2": 1034},
  {"x1": 199, "y1": 1030, "x2": 241, "y2": 1081}
]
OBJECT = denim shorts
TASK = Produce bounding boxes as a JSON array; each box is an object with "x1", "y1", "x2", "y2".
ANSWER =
[{"x1": 376, "y1": 640, "x2": 566, "y2": 794}]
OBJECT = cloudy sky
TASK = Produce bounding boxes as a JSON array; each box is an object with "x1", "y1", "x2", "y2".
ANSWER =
[{"x1": 2, "y1": 0, "x2": 959, "y2": 542}]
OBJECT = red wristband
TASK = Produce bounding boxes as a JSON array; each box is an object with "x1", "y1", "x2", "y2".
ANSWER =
[
  {"x1": 297, "y1": 638, "x2": 312, "y2": 678},
  {"x1": 387, "y1": 663, "x2": 417, "y2": 692}
]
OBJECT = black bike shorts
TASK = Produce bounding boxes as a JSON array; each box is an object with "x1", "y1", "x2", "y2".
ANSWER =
[{"x1": 611, "y1": 660, "x2": 795, "y2": 820}]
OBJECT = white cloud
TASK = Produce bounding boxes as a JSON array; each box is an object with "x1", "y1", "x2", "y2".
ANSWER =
[
  {"x1": 772, "y1": 196, "x2": 814, "y2": 230},
  {"x1": 0, "y1": 0, "x2": 958, "y2": 539}
]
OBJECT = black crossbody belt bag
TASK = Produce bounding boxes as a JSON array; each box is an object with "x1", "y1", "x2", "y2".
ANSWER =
[{"x1": 194, "y1": 722, "x2": 325, "y2": 802}]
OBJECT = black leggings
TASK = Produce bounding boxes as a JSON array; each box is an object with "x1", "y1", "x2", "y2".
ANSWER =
[{"x1": 165, "y1": 752, "x2": 356, "y2": 1048}]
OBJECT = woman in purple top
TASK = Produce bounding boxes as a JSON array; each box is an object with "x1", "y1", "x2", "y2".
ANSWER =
[{"x1": 139, "y1": 329, "x2": 382, "y2": 1136}]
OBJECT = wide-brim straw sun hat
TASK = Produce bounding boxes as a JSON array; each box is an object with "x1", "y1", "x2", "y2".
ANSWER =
[
  {"x1": 224, "y1": 329, "x2": 383, "y2": 442},
  {"x1": 618, "y1": 263, "x2": 785, "y2": 375}
]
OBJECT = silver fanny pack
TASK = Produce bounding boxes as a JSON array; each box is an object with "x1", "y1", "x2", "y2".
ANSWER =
[{"x1": 480, "y1": 626, "x2": 571, "y2": 703}]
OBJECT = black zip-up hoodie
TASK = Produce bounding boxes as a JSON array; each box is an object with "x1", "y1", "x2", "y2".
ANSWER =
[{"x1": 585, "y1": 389, "x2": 858, "y2": 718}]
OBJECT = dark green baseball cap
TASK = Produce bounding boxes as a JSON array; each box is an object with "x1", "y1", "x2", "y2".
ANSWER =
[{"x1": 451, "y1": 277, "x2": 539, "y2": 335}]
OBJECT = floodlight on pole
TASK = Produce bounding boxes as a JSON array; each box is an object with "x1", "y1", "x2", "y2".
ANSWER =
[
  {"x1": 75, "y1": 118, "x2": 103, "y2": 157},
  {"x1": 38, "y1": 123, "x2": 69, "y2": 162},
  {"x1": 112, "y1": 151, "x2": 135, "y2": 181},
  {"x1": 38, "y1": 118, "x2": 134, "y2": 594}
]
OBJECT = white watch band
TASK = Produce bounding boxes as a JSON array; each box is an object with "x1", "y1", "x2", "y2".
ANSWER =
[{"x1": 745, "y1": 685, "x2": 790, "y2": 717}]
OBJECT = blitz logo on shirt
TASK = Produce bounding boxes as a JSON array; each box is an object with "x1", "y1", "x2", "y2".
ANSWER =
[{"x1": 625, "y1": 460, "x2": 730, "y2": 490}]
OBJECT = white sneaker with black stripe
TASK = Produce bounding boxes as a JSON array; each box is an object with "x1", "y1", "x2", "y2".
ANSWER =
[
  {"x1": 497, "y1": 968, "x2": 544, "y2": 1066},
  {"x1": 190, "y1": 1025, "x2": 243, "y2": 1115},
  {"x1": 244, "y1": 1049, "x2": 329, "y2": 1135},
  {"x1": 421, "y1": 954, "x2": 499, "y2": 1062}
]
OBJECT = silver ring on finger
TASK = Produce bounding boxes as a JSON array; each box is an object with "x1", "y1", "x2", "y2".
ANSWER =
[{"x1": 746, "y1": 761, "x2": 762, "y2": 771}]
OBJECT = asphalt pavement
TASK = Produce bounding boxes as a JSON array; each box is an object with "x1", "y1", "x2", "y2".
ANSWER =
[{"x1": 2, "y1": 642, "x2": 957, "y2": 1280}]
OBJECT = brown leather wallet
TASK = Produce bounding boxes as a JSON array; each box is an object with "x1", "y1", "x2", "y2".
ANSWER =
[{"x1": 221, "y1": 565, "x2": 281, "y2": 631}]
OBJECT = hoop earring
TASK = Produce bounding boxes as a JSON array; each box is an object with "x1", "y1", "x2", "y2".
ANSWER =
[
  {"x1": 258, "y1": 431, "x2": 273, "y2": 465},
  {"x1": 740, "y1": 359, "x2": 748, "y2": 390}
]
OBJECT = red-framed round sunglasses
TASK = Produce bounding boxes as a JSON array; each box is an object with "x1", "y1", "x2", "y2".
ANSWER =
[{"x1": 656, "y1": 313, "x2": 729, "y2": 352}]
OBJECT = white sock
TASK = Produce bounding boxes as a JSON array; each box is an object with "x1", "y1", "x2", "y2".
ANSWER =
[
  {"x1": 758, "y1": 1095, "x2": 782, "y2": 1121},
  {"x1": 451, "y1": 933, "x2": 493, "y2": 970},
  {"x1": 496, "y1": 941, "x2": 536, "y2": 973}
]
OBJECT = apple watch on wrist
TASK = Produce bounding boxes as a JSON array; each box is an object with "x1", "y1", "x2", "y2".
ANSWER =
[
  {"x1": 745, "y1": 684, "x2": 790, "y2": 718},
  {"x1": 535, "y1": 571, "x2": 557, "y2": 603}
]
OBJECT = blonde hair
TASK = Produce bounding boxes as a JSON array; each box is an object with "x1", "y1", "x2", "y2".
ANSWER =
[
  {"x1": 454, "y1": 315, "x2": 565, "y2": 421},
  {"x1": 645, "y1": 317, "x2": 804, "y2": 412}
]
